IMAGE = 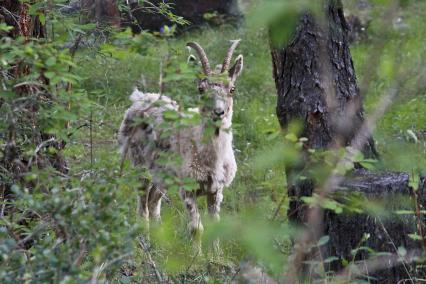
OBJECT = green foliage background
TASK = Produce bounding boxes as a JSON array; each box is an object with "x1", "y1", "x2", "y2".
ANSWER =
[{"x1": 0, "y1": 0, "x2": 425, "y2": 283}]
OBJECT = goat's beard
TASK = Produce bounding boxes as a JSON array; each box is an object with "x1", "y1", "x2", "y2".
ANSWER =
[{"x1": 202, "y1": 116, "x2": 222, "y2": 137}]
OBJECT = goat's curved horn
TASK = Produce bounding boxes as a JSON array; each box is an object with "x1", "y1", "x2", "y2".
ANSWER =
[
  {"x1": 186, "y1": 42, "x2": 211, "y2": 75},
  {"x1": 221, "y1": 39, "x2": 241, "y2": 73}
]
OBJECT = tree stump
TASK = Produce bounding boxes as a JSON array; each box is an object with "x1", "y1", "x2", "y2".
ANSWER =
[{"x1": 322, "y1": 170, "x2": 426, "y2": 282}]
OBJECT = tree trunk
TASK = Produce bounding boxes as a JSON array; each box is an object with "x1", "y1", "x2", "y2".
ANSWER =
[
  {"x1": 271, "y1": 0, "x2": 378, "y2": 226},
  {"x1": 80, "y1": 0, "x2": 121, "y2": 27},
  {"x1": 1, "y1": 1, "x2": 46, "y2": 38},
  {"x1": 1, "y1": 1, "x2": 68, "y2": 192},
  {"x1": 271, "y1": 3, "x2": 376, "y2": 156},
  {"x1": 270, "y1": 1, "x2": 425, "y2": 282}
]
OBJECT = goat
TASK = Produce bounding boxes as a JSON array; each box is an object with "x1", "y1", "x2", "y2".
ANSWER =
[{"x1": 118, "y1": 40, "x2": 243, "y2": 236}]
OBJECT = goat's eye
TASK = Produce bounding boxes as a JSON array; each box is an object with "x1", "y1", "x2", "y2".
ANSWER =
[{"x1": 230, "y1": 87, "x2": 236, "y2": 94}]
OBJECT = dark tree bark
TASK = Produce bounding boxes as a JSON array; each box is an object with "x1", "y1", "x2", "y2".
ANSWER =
[
  {"x1": 324, "y1": 170, "x2": 426, "y2": 283},
  {"x1": 271, "y1": 0, "x2": 378, "y2": 227},
  {"x1": 270, "y1": 1, "x2": 425, "y2": 283},
  {"x1": 1, "y1": 0, "x2": 70, "y2": 251},
  {"x1": 124, "y1": 0, "x2": 242, "y2": 34},
  {"x1": 80, "y1": 0, "x2": 121, "y2": 27},
  {"x1": 271, "y1": 3, "x2": 376, "y2": 156},
  {"x1": 1, "y1": 1, "x2": 46, "y2": 38}
]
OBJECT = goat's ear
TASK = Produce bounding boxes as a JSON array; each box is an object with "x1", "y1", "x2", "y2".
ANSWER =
[
  {"x1": 187, "y1": 54, "x2": 197, "y2": 65},
  {"x1": 228, "y1": 54, "x2": 243, "y2": 80}
]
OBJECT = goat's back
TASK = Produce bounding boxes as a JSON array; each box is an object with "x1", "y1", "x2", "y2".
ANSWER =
[{"x1": 118, "y1": 89, "x2": 179, "y2": 167}]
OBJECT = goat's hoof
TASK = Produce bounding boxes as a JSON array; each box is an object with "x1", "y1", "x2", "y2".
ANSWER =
[
  {"x1": 212, "y1": 239, "x2": 222, "y2": 257},
  {"x1": 192, "y1": 242, "x2": 203, "y2": 257},
  {"x1": 188, "y1": 224, "x2": 204, "y2": 256},
  {"x1": 189, "y1": 222, "x2": 204, "y2": 236}
]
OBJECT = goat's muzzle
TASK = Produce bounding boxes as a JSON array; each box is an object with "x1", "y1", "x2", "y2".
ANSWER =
[{"x1": 213, "y1": 108, "x2": 225, "y2": 120}]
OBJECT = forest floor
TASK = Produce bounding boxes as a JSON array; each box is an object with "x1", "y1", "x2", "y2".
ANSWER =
[{"x1": 64, "y1": 1, "x2": 426, "y2": 282}]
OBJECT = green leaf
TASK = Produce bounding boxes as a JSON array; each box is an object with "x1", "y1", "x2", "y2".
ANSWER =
[
  {"x1": 317, "y1": 235, "x2": 330, "y2": 247},
  {"x1": 285, "y1": 133, "x2": 298, "y2": 142},
  {"x1": 163, "y1": 110, "x2": 180, "y2": 121},
  {"x1": 45, "y1": 57, "x2": 56, "y2": 67},
  {"x1": 44, "y1": 71, "x2": 55, "y2": 79},
  {"x1": 397, "y1": 246, "x2": 407, "y2": 257},
  {"x1": 0, "y1": 23, "x2": 13, "y2": 32},
  {"x1": 408, "y1": 233, "x2": 424, "y2": 241}
]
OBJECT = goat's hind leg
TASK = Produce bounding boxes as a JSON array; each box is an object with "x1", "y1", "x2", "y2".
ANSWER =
[
  {"x1": 137, "y1": 178, "x2": 154, "y2": 234},
  {"x1": 137, "y1": 186, "x2": 151, "y2": 221},
  {"x1": 206, "y1": 187, "x2": 223, "y2": 222},
  {"x1": 148, "y1": 186, "x2": 163, "y2": 222}
]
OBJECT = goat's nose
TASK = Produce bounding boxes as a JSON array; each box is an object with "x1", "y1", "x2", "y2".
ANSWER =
[{"x1": 213, "y1": 108, "x2": 225, "y2": 117}]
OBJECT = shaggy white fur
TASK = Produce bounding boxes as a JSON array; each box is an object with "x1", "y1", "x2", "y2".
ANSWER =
[{"x1": 118, "y1": 42, "x2": 243, "y2": 235}]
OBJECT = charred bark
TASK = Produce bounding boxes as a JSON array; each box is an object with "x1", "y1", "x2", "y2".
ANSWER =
[{"x1": 123, "y1": 0, "x2": 242, "y2": 34}]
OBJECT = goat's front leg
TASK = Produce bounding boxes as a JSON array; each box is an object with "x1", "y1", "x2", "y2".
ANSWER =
[
  {"x1": 180, "y1": 189, "x2": 203, "y2": 235},
  {"x1": 207, "y1": 187, "x2": 224, "y2": 255},
  {"x1": 206, "y1": 187, "x2": 223, "y2": 222},
  {"x1": 180, "y1": 189, "x2": 203, "y2": 255}
]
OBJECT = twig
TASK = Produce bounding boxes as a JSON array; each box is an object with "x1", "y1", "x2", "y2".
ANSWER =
[
  {"x1": 16, "y1": 221, "x2": 48, "y2": 248},
  {"x1": 27, "y1": 137, "x2": 56, "y2": 168},
  {"x1": 184, "y1": 247, "x2": 200, "y2": 275},
  {"x1": 65, "y1": 34, "x2": 83, "y2": 129},
  {"x1": 377, "y1": 218, "x2": 414, "y2": 282},
  {"x1": 230, "y1": 267, "x2": 241, "y2": 283},
  {"x1": 90, "y1": 253, "x2": 132, "y2": 284},
  {"x1": 334, "y1": 249, "x2": 423, "y2": 283},
  {"x1": 73, "y1": 238, "x2": 87, "y2": 267},
  {"x1": 139, "y1": 236, "x2": 163, "y2": 283},
  {"x1": 90, "y1": 109, "x2": 93, "y2": 168},
  {"x1": 271, "y1": 194, "x2": 286, "y2": 221},
  {"x1": 158, "y1": 60, "x2": 164, "y2": 95},
  {"x1": 0, "y1": 187, "x2": 6, "y2": 218}
]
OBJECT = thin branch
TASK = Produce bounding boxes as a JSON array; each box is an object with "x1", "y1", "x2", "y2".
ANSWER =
[
  {"x1": 139, "y1": 236, "x2": 163, "y2": 283},
  {"x1": 334, "y1": 250, "x2": 423, "y2": 283},
  {"x1": 90, "y1": 253, "x2": 132, "y2": 284},
  {"x1": 27, "y1": 137, "x2": 56, "y2": 169}
]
